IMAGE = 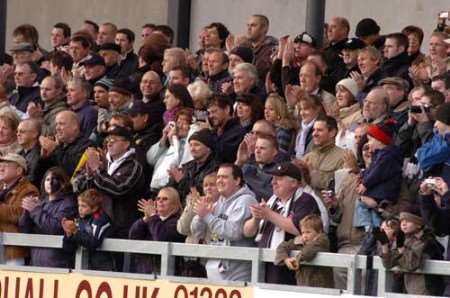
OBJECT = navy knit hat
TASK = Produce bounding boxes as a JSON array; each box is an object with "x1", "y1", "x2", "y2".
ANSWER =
[
  {"x1": 367, "y1": 118, "x2": 397, "y2": 145},
  {"x1": 189, "y1": 128, "x2": 215, "y2": 151},
  {"x1": 229, "y1": 47, "x2": 254, "y2": 64},
  {"x1": 355, "y1": 18, "x2": 380, "y2": 38},
  {"x1": 94, "y1": 77, "x2": 113, "y2": 90}
]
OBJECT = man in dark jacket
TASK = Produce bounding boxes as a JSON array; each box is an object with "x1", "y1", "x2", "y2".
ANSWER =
[
  {"x1": 17, "y1": 119, "x2": 41, "y2": 186},
  {"x1": 379, "y1": 33, "x2": 411, "y2": 83},
  {"x1": 9, "y1": 61, "x2": 41, "y2": 113},
  {"x1": 324, "y1": 17, "x2": 350, "y2": 79},
  {"x1": 115, "y1": 28, "x2": 139, "y2": 78},
  {"x1": 139, "y1": 70, "x2": 165, "y2": 125},
  {"x1": 67, "y1": 78, "x2": 98, "y2": 138},
  {"x1": 207, "y1": 49, "x2": 232, "y2": 94},
  {"x1": 207, "y1": 94, "x2": 246, "y2": 163}
]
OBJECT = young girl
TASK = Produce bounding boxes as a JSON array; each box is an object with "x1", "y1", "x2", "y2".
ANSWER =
[
  {"x1": 274, "y1": 214, "x2": 334, "y2": 288},
  {"x1": 62, "y1": 188, "x2": 114, "y2": 271}
]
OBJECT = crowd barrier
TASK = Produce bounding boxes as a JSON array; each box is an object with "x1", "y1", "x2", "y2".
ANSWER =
[{"x1": 0, "y1": 232, "x2": 449, "y2": 297}]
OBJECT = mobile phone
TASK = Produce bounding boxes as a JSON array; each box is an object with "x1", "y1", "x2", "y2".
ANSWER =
[
  {"x1": 439, "y1": 11, "x2": 449, "y2": 19},
  {"x1": 168, "y1": 121, "x2": 176, "y2": 129}
]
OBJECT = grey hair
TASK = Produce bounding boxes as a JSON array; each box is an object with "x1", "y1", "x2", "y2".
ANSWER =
[{"x1": 233, "y1": 62, "x2": 259, "y2": 84}]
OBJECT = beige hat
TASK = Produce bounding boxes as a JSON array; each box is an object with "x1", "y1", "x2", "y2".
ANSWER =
[
  {"x1": 337, "y1": 78, "x2": 359, "y2": 98},
  {"x1": 378, "y1": 77, "x2": 410, "y2": 91},
  {"x1": 0, "y1": 153, "x2": 27, "y2": 172}
]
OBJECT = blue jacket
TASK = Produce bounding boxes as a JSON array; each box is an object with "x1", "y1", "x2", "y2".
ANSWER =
[
  {"x1": 19, "y1": 193, "x2": 77, "y2": 268},
  {"x1": 416, "y1": 133, "x2": 450, "y2": 174},
  {"x1": 362, "y1": 145, "x2": 403, "y2": 203}
]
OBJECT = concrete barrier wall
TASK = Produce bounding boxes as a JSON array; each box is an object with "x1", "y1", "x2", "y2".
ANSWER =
[
  {"x1": 190, "y1": 0, "x2": 450, "y2": 52},
  {"x1": 6, "y1": 0, "x2": 168, "y2": 51}
]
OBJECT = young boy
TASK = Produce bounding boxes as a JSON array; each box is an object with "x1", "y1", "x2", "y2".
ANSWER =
[
  {"x1": 274, "y1": 214, "x2": 334, "y2": 288},
  {"x1": 62, "y1": 188, "x2": 114, "y2": 271},
  {"x1": 379, "y1": 207, "x2": 444, "y2": 296},
  {"x1": 354, "y1": 119, "x2": 403, "y2": 229}
]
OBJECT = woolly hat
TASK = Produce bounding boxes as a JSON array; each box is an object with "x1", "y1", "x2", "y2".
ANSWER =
[
  {"x1": 109, "y1": 79, "x2": 132, "y2": 96},
  {"x1": 435, "y1": 102, "x2": 450, "y2": 126},
  {"x1": 337, "y1": 78, "x2": 359, "y2": 98},
  {"x1": 355, "y1": 18, "x2": 380, "y2": 38},
  {"x1": 94, "y1": 77, "x2": 113, "y2": 90},
  {"x1": 399, "y1": 206, "x2": 424, "y2": 226},
  {"x1": 367, "y1": 118, "x2": 397, "y2": 145},
  {"x1": 229, "y1": 47, "x2": 254, "y2": 64},
  {"x1": 189, "y1": 128, "x2": 215, "y2": 151}
]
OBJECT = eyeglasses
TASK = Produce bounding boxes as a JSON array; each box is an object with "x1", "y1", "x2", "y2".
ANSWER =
[
  {"x1": 156, "y1": 196, "x2": 169, "y2": 201},
  {"x1": 105, "y1": 137, "x2": 126, "y2": 144}
]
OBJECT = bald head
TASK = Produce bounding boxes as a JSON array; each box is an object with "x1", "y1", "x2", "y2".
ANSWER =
[
  {"x1": 363, "y1": 87, "x2": 389, "y2": 121},
  {"x1": 328, "y1": 16, "x2": 350, "y2": 43},
  {"x1": 55, "y1": 111, "x2": 80, "y2": 143},
  {"x1": 140, "y1": 70, "x2": 163, "y2": 97}
]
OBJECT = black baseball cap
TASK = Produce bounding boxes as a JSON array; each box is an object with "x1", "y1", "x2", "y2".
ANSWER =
[{"x1": 269, "y1": 162, "x2": 303, "y2": 181}]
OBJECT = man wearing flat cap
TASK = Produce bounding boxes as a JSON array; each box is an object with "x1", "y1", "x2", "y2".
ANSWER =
[
  {"x1": 81, "y1": 54, "x2": 106, "y2": 86},
  {"x1": 379, "y1": 76, "x2": 410, "y2": 128},
  {"x1": 98, "y1": 43, "x2": 123, "y2": 80},
  {"x1": 0, "y1": 153, "x2": 39, "y2": 265},
  {"x1": 243, "y1": 161, "x2": 321, "y2": 284},
  {"x1": 108, "y1": 79, "x2": 134, "y2": 113}
]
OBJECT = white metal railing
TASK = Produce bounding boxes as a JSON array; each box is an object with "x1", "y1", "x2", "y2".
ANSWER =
[{"x1": 0, "y1": 232, "x2": 449, "y2": 297}]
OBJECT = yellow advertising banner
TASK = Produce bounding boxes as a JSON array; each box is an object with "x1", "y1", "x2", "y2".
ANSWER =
[{"x1": 0, "y1": 270, "x2": 253, "y2": 298}]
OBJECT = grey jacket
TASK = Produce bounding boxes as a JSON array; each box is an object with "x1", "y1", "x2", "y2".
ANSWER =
[{"x1": 191, "y1": 185, "x2": 257, "y2": 281}]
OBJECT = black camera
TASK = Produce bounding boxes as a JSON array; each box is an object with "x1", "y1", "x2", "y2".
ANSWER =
[{"x1": 410, "y1": 105, "x2": 430, "y2": 113}]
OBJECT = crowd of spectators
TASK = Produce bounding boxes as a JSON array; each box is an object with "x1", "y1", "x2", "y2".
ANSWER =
[{"x1": 0, "y1": 11, "x2": 449, "y2": 296}]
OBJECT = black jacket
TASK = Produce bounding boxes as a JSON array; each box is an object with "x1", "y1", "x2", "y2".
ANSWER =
[
  {"x1": 9, "y1": 85, "x2": 41, "y2": 112},
  {"x1": 213, "y1": 118, "x2": 246, "y2": 163},
  {"x1": 379, "y1": 52, "x2": 411, "y2": 83}
]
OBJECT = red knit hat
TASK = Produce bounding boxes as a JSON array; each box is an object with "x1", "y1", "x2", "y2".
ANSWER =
[{"x1": 367, "y1": 118, "x2": 396, "y2": 145}]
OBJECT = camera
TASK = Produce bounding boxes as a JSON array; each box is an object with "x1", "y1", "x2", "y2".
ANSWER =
[
  {"x1": 168, "y1": 121, "x2": 176, "y2": 129},
  {"x1": 439, "y1": 11, "x2": 449, "y2": 19},
  {"x1": 424, "y1": 178, "x2": 436, "y2": 187},
  {"x1": 410, "y1": 105, "x2": 430, "y2": 113}
]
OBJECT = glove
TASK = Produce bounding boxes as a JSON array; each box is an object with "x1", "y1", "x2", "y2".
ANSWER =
[
  {"x1": 396, "y1": 231, "x2": 405, "y2": 248},
  {"x1": 372, "y1": 227, "x2": 389, "y2": 245}
]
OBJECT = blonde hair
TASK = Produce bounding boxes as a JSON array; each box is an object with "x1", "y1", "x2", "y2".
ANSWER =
[
  {"x1": 187, "y1": 80, "x2": 213, "y2": 108},
  {"x1": 159, "y1": 186, "x2": 182, "y2": 213},
  {"x1": 300, "y1": 214, "x2": 323, "y2": 233},
  {"x1": 265, "y1": 93, "x2": 297, "y2": 130},
  {"x1": 359, "y1": 46, "x2": 382, "y2": 64}
]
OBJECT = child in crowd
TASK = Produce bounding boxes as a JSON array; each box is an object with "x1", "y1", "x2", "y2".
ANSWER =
[
  {"x1": 354, "y1": 119, "x2": 403, "y2": 229},
  {"x1": 274, "y1": 214, "x2": 334, "y2": 288},
  {"x1": 62, "y1": 189, "x2": 114, "y2": 271},
  {"x1": 379, "y1": 207, "x2": 444, "y2": 296}
]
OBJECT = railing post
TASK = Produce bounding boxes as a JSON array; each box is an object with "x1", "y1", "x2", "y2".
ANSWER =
[
  {"x1": 251, "y1": 248, "x2": 264, "y2": 284},
  {"x1": 160, "y1": 242, "x2": 175, "y2": 278},
  {"x1": 74, "y1": 247, "x2": 88, "y2": 270},
  {"x1": 346, "y1": 254, "x2": 358, "y2": 294},
  {"x1": 0, "y1": 233, "x2": 5, "y2": 264}
]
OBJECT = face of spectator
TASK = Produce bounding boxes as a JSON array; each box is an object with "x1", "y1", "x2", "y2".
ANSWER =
[
  {"x1": 51, "y1": 27, "x2": 67, "y2": 48},
  {"x1": 400, "y1": 219, "x2": 421, "y2": 235},
  {"x1": 0, "y1": 120, "x2": 15, "y2": 145},
  {"x1": 108, "y1": 91, "x2": 130, "y2": 110},
  {"x1": 80, "y1": 23, "x2": 98, "y2": 41},
  {"x1": 335, "y1": 85, "x2": 354, "y2": 108},
  {"x1": 342, "y1": 49, "x2": 358, "y2": 67},
  {"x1": 362, "y1": 90, "x2": 388, "y2": 120},
  {"x1": 14, "y1": 64, "x2": 37, "y2": 87},
  {"x1": 236, "y1": 102, "x2": 252, "y2": 122},
  {"x1": 429, "y1": 35, "x2": 448, "y2": 58},
  {"x1": 208, "y1": 51, "x2": 227, "y2": 76},
  {"x1": 106, "y1": 135, "x2": 129, "y2": 160},
  {"x1": 358, "y1": 52, "x2": 379, "y2": 76},
  {"x1": 84, "y1": 64, "x2": 105, "y2": 80},
  {"x1": 216, "y1": 166, "x2": 240, "y2": 197},
  {"x1": 254, "y1": 138, "x2": 277, "y2": 164},
  {"x1": 294, "y1": 42, "x2": 314, "y2": 60},
  {"x1": 140, "y1": 71, "x2": 162, "y2": 97},
  {"x1": 17, "y1": 121, "x2": 38, "y2": 148},
  {"x1": 97, "y1": 25, "x2": 116, "y2": 45},
  {"x1": 409, "y1": 88, "x2": 425, "y2": 105},
  {"x1": 233, "y1": 70, "x2": 255, "y2": 95},
  {"x1": 264, "y1": 101, "x2": 279, "y2": 123},
  {"x1": 69, "y1": 41, "x2": 89, "y2": 63},
  {"x1": 246, "y1": 16, "x2": 266, "y2": 42},
  {"x1": 383, "y1": 38, "x2": 404, "y2": 59},
  {"x1": 12, "y1": 50, "x2": 33, "y2": 64},
  {"x1": 228, "y1": 54, "x2": 244, "y2": 74},
  {"x1": 354, "y1": 125, "x2": 367, "y2": 146},
  {"x1": 301, "y1": 227, "x2": 320, "y2": 243},
  {"x1": 201, "y1": 52, "x2": 210, "y2": 75},
  {"x1": 361, "y1": 142, "x2": 371, "y2": 167},
  {"x1": 13, "y1": 34, "x2": 26, "y2": 44},
  {"x1": 141, "y1": 27, "x2": 153, "y2": 44},
  {"x1": 189, "y1": 140, "x2": 211, "y2": 161},
  {"x1": 115, "y1": 33, "x2": 132, "y2": 54},
  {"x1": 407, "y1": 34, "x2": 420, "y2": 56},
  {"x1": 299, "y1": 64, "x2": 321, "y2": 93},
  {"x1": 156, "y1": 189, "x2": 179, "y2": 217},
  {"x1": 175, "y1": 115, "x2": 191, "y2": 138},
  {"x1": 163, "y1": 90, "x2": 181, "y2": 110},
  {"x1": 382, "y1": 84, "x2": 405, "y2": 108},
  {"x1": 94, "y1": 86, "x2": 109, "y2": 108},
  {"x1": 55, "y1": 112, "x2": 79, "y2": 143},
  {"x1": 131, "y1": 113, "x2": 148, "y2": 131},
  {"x1": 272, "y1": 175, "x2": 299, "y2": 200},
  {"x1": 367, "y1": 135, "x2": 385, "y2": 152},
  {"x1": 312, "y1": 120, "x2": 335, "y2": 147},
  {"x1": 66, "y1": 82, "x2": 87, "y2": 107},
  {"x1": 203, "y1": 174, "x2": 219, "y2": 202},
  {"x1": 434, "y1": 120, "x2": 450, "y2": 136},
  {"x1": 78, "y1": 199, "x2": 95, "y2": 218},
  {"x1": 162, "y1": 53, "x2": 178, "y2": 73},
  {"x1": 204, "y1": 26, "x2": 222, "y2": 48},
  {"x1": 327, "y1": 17, "x2": 347, "y2": 43},
  {"x1": 0, "y1": 162, "x2": 22, "y2": 185},
  {"x1": 40, "y1": 77, "x2": 61, "y2": 103},
  {"x1": 431, "y1": 80, "x2": 449, "y2": 102},
  {"x1": 381, "y1": 220, "x2": 397, "y2": 241},
  {"x1": 168, "y1": 70, "x2": 189, "y2": 87},
  {"x1": 298, "y1": 101, "x2": 319, "y2": 124},
  {"x1": 99, "y1": 50, "x2": 119, "y2": 67},
  {"x1": 207, "y1": 104, "x2": 229, "y2": 128}
]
